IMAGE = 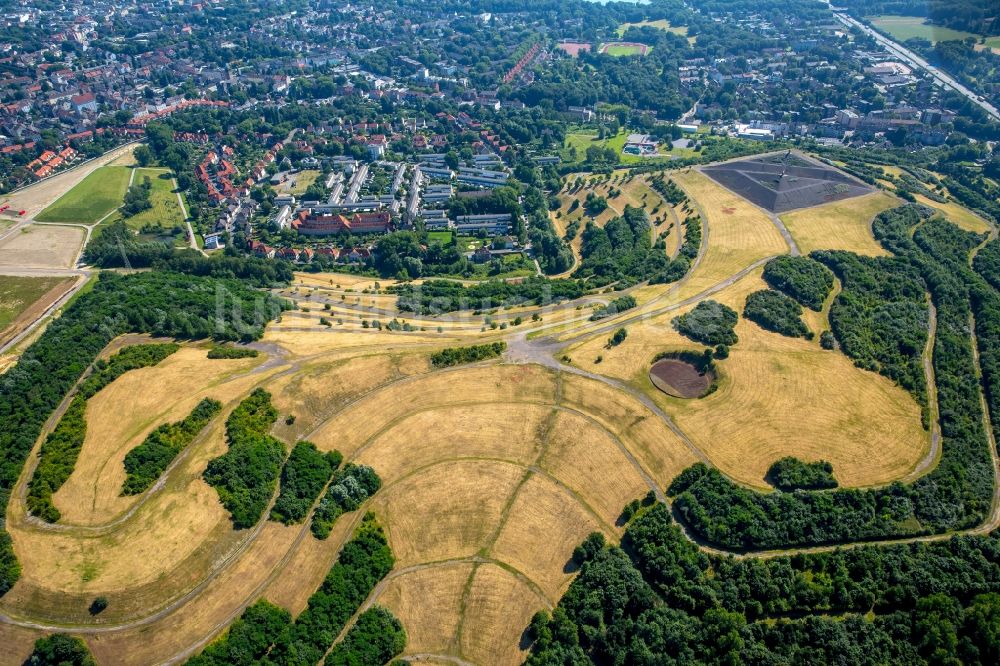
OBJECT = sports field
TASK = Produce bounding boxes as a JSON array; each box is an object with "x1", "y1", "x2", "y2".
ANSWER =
[
  {"x1": 35, "y1": 165, "x2": 132, "y2": 224},
  {"x1": 598, "y1": 42, "x2": 650, "y2": 57}
]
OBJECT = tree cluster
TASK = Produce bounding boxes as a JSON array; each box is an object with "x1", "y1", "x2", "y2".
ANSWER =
[
  {"x1": 393, "y1": 277, "x2": 583, "y2": 314},
  {"x1": 430, "y1": 342, "x2": 507, "y2": 367},
  {"x1": 590, "y1": 295, "x2": 637, "y2": 321},
  {"x1": 765, "y1": 457, "x2": 838, "y2": 491},
  {"x1": 203, "y1": 389, "x2": 287, "y2": 529},
  {"x1": 762, "y1": 255, "x2": 834, "y2": 311},
  {"x1": 270, "y1": 442, "x2": 343, "y2": 525},
  {"x1": 673, "y1": 300, "x2": 739, "y2": 346},
  {"x1": 311, "y1": 465, "x2": 382, "y2": 540},
  {"x1": 743, "y1": 289, "x2": 811, "y2": 339}
]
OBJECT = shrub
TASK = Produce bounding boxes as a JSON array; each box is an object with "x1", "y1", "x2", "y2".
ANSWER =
[
  {"x1": 743, "y1": 289, "x2": 811, "y2": 339},
  {"x1": 89, "y1": 596, "x2": 108, "y2": 615},
  {"x1": 673, "y1": 300, "x2": 738, "y2": 346},
  {"x1": 607, "y1": 328, "x2": 628, "y2": 347}
]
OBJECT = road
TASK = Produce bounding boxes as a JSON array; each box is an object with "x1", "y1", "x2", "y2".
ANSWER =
[{"x1": 831, "y1": 9, "x2": 1000, "y2": 122}]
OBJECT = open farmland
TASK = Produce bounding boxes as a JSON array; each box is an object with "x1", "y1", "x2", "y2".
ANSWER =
[
  {"x1": 0, "y1": 224, "x2": 86, "y2": 269},
  {"x1": 0, "y1": 275, "x2": 76, "y2": 347},
  {"x1": 35, "y1": 166, "x2": 132, "y2": 224}
]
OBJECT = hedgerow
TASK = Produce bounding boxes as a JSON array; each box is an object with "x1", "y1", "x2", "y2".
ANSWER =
[{"x1": 121, "y1": 398, "x2": 222, "y2": 495}]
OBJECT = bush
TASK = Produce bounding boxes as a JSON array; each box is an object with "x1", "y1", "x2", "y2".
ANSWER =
[
  {"x1": 311, "y1": 464, "x2": 382, "y2": 539},
  {"x1": 765, "y1": 457, "x2": 838, "y2": 491},
  {"x1": 607, "y1": 328, "x2": 627, "y2": 347},
  {"x1": 121, "y1": 398, "x2": 222, "y2": 495},
  {"x1": 203, "y1": 389, "x2": 287, "y2": 529},
  {"x1": 591, "y1": 295, "x2": 637, "y2": 321},
  {"x1": 89, "y1": 596, "x2": 108, "y2": 615},
  {"x1": 430, "y1": 342, "x2": 506, "y2": 367},
  {"x1": 762, "y1": 256, "x2": 834, "y2": 310},
  {"x1": 673, "y1": 300, "x2": 739, "y2": 346},
  {"x1": 270, "y1": 443, "x2": 342, "y2": 525},
  {"x1": 743, "y1": 289, "x2": 811, "y2": 338},
  {"x1": 207, "y1": 345, "x2": 260, "y2": 359}
]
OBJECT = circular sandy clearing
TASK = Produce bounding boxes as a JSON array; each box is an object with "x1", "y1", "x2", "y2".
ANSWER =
[{"x1": 649, "y1": 358, "x2": 714, "y2": 398}]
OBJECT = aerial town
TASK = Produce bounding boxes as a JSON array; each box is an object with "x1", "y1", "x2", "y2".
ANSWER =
[{"x1": 1, "y1": 1, "x2": 1000, "y2": 665}]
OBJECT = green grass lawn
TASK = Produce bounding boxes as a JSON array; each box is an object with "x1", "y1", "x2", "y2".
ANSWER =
[
  {"x1": 427, "y1": 231, "x2": 453, "y2": 245},
  {"x1": 35, "y1": 166, "x2": 132, "y2": 224},
  {"x1": 563, "y1": 130, "x2": 693, "y2": 165},
  {"x1": 617, "y1": 19, "x2": 687, "y2": 38},
  {"x1": 869, "y1": 15, "x2": 980, "y2": 43},
  {"x1": 0, "y1": 276, "x2": 70, "y2": 331},
  {"x1": 287, "y1": 170, "x2": 321, "y2": 196},
  {"x1": 99, "y1": 169, "x2": 188, "y2": 246}
]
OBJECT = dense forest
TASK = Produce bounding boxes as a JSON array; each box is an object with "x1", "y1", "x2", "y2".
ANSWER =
[
  {"x1": 0, "y1": 270, "x2": 285, "y2": 595},
  {"x1": 393, "y1": 276, "x2": 583, "y2": 313},
  {"x1": 527, "y1": 502, "x2": 1000, "y2": 665},
  {"x1": 430, "y1": 342, "x2": 507, "y2": 367}
]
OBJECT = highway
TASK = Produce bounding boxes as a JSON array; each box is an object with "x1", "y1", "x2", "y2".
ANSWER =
[{"x1": 831, "y1": 9, "x2": 1000, "y2": 122}]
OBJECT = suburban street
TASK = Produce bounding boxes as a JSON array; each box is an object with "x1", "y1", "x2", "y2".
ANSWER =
[{"x1": 831, "y1": 9, "x2": 1000, "y2": 122}]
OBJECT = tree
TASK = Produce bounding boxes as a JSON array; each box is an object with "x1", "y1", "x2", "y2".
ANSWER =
[{"x1": 134, "y1": 145, "x2": 154, "y2": 167}]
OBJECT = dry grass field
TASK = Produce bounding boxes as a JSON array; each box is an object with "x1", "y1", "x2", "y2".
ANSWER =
[
  {"x1": 377, "y1": 562, "x2": 472, "y2": 656},
  {"x1": 780, "y1": 191, "x2": 898, "y2": 256},
  {"x1": 52, "y1": 346, "x2": 263, "y2": 525},
  {"x1": 671, "y1": 169, "x2": 788, "y2": 298},
  {"x1": 569, "y1": 271, "x2": 925, "y2": 489},
  {"x1": 913, "y1": 193, "x2": 991, "y2": 234},
  {"x1": 0, "y1": 224, "x2": 86, "y2": 269},
  {"x1": 458, "y1": 564, "x2": 545, "y2": 666}
]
